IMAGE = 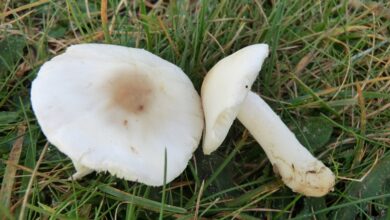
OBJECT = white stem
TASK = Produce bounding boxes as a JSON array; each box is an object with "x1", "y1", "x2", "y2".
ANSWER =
[
  {"x1": 69, "y1": 161, "x2": 93, "y2": 180},
  {"x1": 237, "y1": 92, "x2": 335, "y2": 197}
]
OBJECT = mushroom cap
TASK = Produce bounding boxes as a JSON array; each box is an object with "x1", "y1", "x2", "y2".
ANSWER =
[
  {"x1": 31, "y1": 44, "x2": 204, "y2": 186},
  {"x1": 201, "y1": 44, "x2": 269, "y2": 154}
]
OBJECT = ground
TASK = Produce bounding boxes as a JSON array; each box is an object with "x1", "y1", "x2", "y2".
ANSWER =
[{"x1": 0, "y1": 0, "x2": 390, "y2": 219}]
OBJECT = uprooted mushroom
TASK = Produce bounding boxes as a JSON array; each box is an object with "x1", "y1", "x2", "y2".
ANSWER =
[{"x1": 201, "y1": 44, "x2": 335, "y2": 197}]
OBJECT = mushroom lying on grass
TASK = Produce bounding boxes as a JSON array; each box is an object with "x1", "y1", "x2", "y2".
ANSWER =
[
  {"x1": 201, "y1": 44, "x2": 335, "y2": 197},
  {"x1": 31, "y1": 44, "x2": 204, "y2": 186}
]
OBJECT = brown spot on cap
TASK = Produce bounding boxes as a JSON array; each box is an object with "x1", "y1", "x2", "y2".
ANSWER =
[
  {"x1": 130, "y1": 146, "x2": 138, "y2": 154},
  {"x1": 109, "y1": 72, "x2": 154, "y2": 114},
  {"x1": 306, "y1": 170, "x2": 318, "y2": 174}
]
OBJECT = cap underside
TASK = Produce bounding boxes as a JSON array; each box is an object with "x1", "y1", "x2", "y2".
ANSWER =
[{"x1": 201, "y1": 44, "x2": 269, "y2": 154}]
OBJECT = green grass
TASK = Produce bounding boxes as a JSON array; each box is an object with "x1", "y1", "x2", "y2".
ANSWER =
[{"x1": 1, "y1": 0, "x2": 390, "y2": 219}]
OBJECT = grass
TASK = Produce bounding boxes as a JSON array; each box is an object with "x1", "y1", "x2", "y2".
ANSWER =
[{"x1": 0, "y1": 0, "x2": 390, "y2": 219}]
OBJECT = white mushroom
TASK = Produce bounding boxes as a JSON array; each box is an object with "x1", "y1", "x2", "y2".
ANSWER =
[
  {"x1": 202, "y1": 44, "x2": 270, "y2": 154},
  {"x1": 31, "y1": 44, "x2": 204, "y2": 186},
  {"x1": 201, "y1": 44, "x2": 335, "y2": 197}
]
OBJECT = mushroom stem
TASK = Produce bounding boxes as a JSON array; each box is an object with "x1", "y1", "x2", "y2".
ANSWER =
[
  {"x1": 70, "y1": 161, "x2": 93, "y2": 180},
  {"x1": 237, "y1": 92, "x2": 335, "y2": 197}
]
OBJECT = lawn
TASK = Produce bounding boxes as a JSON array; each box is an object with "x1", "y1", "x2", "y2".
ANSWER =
[{"x1": 1, "y1": 0, "x2": 390, "y2": 219}]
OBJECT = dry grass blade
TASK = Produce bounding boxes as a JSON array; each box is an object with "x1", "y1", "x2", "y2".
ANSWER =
[
  {"x1": 0, "y1": 0, "x2": 50, "y2": 18},
  {"x1": 295, "y1": 52, "x2": 316, "y2": 74},
  {"x1": 157, "y1": 17, "x2": 180, "y2": 57},
  {"x1": 100, "y1": 0, "x2": 110, "y2": 42},
  {"x1": 18, "y1": 143, "x2": 49, "y2": 220},
  {"x1": 100, "y1": 0, "x2": 108, "y2": 26},
  {"x1": 194, "y1": 180, "x2": 205, "y2": 220},
  {"x1": 352, "y1": 83, "x2": 367, "y2": 169},
  {"x1": 0, "y1": 125, "x2": 26, "y2": 211}
]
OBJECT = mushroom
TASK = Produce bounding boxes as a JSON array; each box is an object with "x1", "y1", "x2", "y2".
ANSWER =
[
  {"x1": 31, "y1": 44, "x2": 204, "y2": 186},
  {"x1": 201, "y1": 44, "x2": 335, "y2": 197}
]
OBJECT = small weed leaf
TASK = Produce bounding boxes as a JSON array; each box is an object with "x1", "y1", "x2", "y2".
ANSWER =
[
  {"x1": 195, "y1": 151, "x2": 237, "y2": 198},
  {"x1": 291, "y1": 117, "x2": 334, "y2": 152},
  {"x1": 335, "y1": 154, "x2": 390, "y2": 219},
  {"x1": 0, "y1": 36, "x2": 26, "y2": 75},
  {"x1": 0, "y1": 111, "x2": 19, "y2": 124},
  {"x1": 296, "y1": 197, "x2": 327, "y2": 220}
]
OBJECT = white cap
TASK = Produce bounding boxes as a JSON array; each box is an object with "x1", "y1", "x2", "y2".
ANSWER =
[
  {"x1": 201, "y1": 44, "x2": 269, "y2": 154},
  {"x1": 31, "y1": 44, "x2": 204, "y2": 186}
]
